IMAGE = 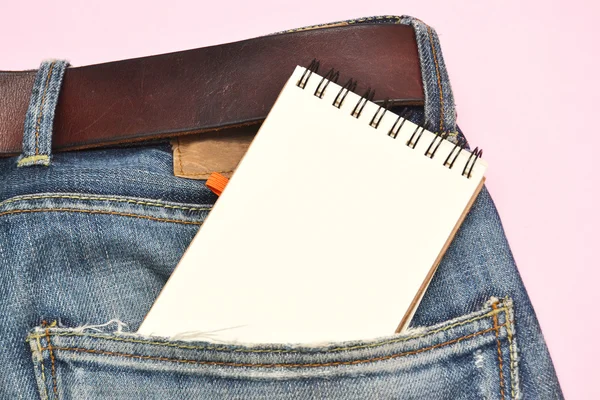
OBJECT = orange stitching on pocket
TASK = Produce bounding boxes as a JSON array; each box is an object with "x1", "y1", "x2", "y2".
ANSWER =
[
  {"x1": 492, "y1": 303, "x2": 506, "y2": 400},
  {"x1": 34, "y1": 62, "x2": 56, "y2": 156},
  {"x1": 426, "y1": 27, "x2": 445, "y2": 133},
  {"x1": 43, "y1": 322, "x2": 59, "y2": 398},
  {"x1": 0, "y1": 208, "x2": 203, "y2": 225},
  {"x1": 42, "y1": 325, "x2": 503, "y2": 369}
]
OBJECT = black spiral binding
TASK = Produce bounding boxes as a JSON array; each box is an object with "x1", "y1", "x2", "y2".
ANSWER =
[{"x1": 296, "y1": 59, "x2": 483, "y2": 179}]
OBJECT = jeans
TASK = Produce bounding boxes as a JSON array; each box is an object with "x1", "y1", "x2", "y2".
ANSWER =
[{"x1": 0, "y1": 15, "x2": 562, "y2": 399}]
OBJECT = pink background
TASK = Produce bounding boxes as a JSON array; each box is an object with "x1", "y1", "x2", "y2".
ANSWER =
[{"x1": 1, "y1": 1, "x2": 597, "y2": 398}]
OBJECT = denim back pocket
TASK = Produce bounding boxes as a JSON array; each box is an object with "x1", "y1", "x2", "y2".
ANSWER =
[
  {"x1": 28, "y1": 298, "x2": 519, "y2": 400},
  {"x1": 0, "y1": 185, "x2": 519, "y2": 399}
]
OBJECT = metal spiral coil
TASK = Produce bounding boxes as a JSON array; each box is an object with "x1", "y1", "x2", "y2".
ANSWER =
[{"x1": 297, "y1": 59, "x2": 482, "y2": 178}]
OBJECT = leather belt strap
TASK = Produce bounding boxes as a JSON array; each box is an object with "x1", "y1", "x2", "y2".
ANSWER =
[{"x1": 0, "y1": 24, "x2": 423, "y2": 157}]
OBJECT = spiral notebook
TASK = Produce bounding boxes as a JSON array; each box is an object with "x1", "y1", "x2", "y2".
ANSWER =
[{"x1": 138, "y1": 64, "x2": 487, "y2": 343}]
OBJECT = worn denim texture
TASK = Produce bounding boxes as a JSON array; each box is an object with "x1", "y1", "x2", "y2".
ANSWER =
[
  {"x1": 16, "y1": 60, "x2": 69, "y2": 167},
  {"x1": 0, "y1": 15, "x2": 562, "y2": 399}
]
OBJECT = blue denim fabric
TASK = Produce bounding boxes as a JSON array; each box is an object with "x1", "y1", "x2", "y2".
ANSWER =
[
  {"x1": 17, "y1": 60, "x2": 69, "y2": 167},
  {"x1": 398, "y1": 16, "x2": 456, "y2": 135},
  {"x1": 27, "y1": 299, "x2": 514, "y2": 399},
  {"x1": 0, "y1": 15, "x2": 562, "y2": 399}
]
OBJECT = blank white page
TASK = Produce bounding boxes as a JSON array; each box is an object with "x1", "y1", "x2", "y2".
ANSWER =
[{"x1": 138, "y1": 66, "x2": 487, "y2": 343}]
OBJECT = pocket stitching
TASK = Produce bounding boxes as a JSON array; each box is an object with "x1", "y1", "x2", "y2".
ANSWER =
[
  {"x1": 28, "y1": 306, "x2": 508, "y2": 355},
  {"x1": 0, "y1": 208, "x2": 204, "y2": 225},
  {"x1": 40, "y1": 324, "x2": 504, "y2": 369},
  {"x1": 504, "y1": 304, "x2": 519, "y2": 399},
  {"x1": 492, "y1": 303, "x2": 506, "y2": 400},
  {"x1": 32, "y1": 335, "x2": 49, "y2": 400},
  {"x1": 43, "y1": 324, "x2": 59, "y2": 399},
  {"x1": 0, "y1": 194, "x2": 211, "y2": 212}
]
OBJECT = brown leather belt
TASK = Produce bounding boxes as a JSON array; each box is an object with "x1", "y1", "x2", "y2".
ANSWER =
[{"x1": 0, "y1": 23, "x2": 423, "y2": 157}]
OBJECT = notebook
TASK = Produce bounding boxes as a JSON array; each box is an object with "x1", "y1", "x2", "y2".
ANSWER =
[{"x1": 138, "y1": 63, "x2": 487, "y2": 344}]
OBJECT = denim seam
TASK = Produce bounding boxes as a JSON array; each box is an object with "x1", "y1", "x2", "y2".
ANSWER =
[
  {"x1": 506, "y1": 308, "x2": 515, "y2": 399},
  {"x1": 504, "y1": 300, "x2": 520, "y2": 399},
  {"x1": 34, "y1": 62, "x2": 56, "y2": 156},
  {"x1": 28, "y1": 306, "x2": 507, "y2": 354},
  {"x1": 39, "y1": 325, "x2": 504, "y2": 369},
  {"x1": 492, "y1": 303, "x2": 506, "y2": 400},
  {"x1": 0, "y1": 208, "x2": 204, "y2": 225},
  {"x1": 425, "y1": 26, "x2": 445, "y2": 132},
  {"x1": 345, "y1": 16, "x2": 402, "y2": 25},
  {"x1": 34, "y1": 336, "x2": 49, "y2": 400},
  {"x1": 44, "y1": 326, "x2": 59, "y2": 399},
  {"x1": 0, "y1": 194, "x2": 212, "y2": 212}
]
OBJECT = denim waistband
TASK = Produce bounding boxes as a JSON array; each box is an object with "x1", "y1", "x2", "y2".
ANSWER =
[
  {"x1": 398, "y1": 16, "x2": 456, "y2": 135},
  {"x1": 16, "y1": 16, "x2": 457, "y2": 166}
]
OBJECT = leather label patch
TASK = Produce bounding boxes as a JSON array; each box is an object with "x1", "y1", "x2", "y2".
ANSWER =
[{"x1": 172, "y1": 126, "x2": 257, "y2": 180}]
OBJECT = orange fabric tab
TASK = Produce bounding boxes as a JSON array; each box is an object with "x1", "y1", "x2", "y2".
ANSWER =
[{"x1": 206, "y1": 172, "x2": 230, "y2": 196}]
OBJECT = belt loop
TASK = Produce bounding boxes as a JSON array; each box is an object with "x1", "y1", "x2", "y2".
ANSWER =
[
  {"x1": 17, "y1": 60, "x2": 69, "y2": 167},
  {"x1": 399, "y1": 16, "x2": 457, "y2": 139}
]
